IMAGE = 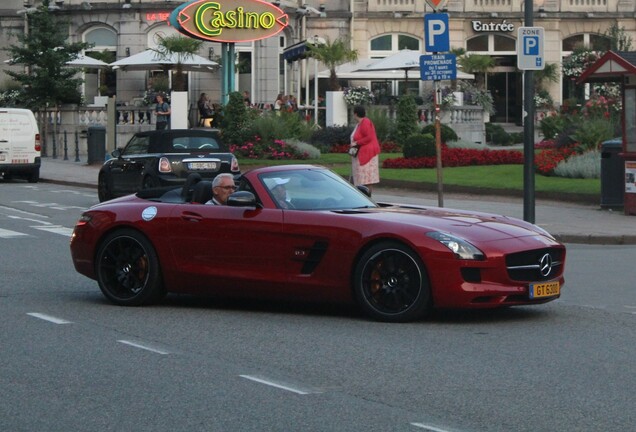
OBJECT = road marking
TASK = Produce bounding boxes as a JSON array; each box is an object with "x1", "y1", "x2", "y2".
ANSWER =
[
  {"x1": 13, "y1": 201, "x2": 85, "y2": 211},
  {"x1": 410, "y1": 423, "x2": 457, "y2": 432},
  {"x1": 32, "y1": 225, "x2": 74, "y2": 237},
  {"x1": 239, "y1": 374, "x2": 322, "y2": 395},
  {"x1": 27, "y1": 312, "x2": 72, "y2": 324},
  {"x1": 0, "y1": 205, "x2": 50, "y2": 218},
  {"x1": 117, "y1": 340, "x2": 170, "y2": 355},
  {"x1": 0, "y1": 228, "x2": 29, "y2": 238}
]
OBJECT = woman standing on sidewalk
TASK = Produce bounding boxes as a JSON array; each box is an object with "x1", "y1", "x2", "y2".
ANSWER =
[{"x1": 350, "y1": 105, "x2": 380, "y2": 192}]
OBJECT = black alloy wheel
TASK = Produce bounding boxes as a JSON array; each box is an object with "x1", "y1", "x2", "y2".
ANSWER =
[
  {"x1": 95, "y1": 229, "x2": 165, "y2": 306},
  {"x1": 354, "y1": 241, "x2": 432, "y2": 322},
  {"x1": 97, "y1": 173, "x2": 113, "y2": 202}
]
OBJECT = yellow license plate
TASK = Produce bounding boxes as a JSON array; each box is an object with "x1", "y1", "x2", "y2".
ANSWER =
[{"x1": 529, "y1": 281, "x2": 560, "y2": 299}]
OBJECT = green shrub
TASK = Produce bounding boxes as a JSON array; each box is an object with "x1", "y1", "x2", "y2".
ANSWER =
[
  {"x1": 509, "y1": 132, "x2": 523, "y2": 144},
  {"x1": 403, "y1": 133, "x2": 435, "y2": 159},
  {"x1": 367, "y1": 107, "x2": 393, "y2": 143},
  {"x1": 554, "y1": 150, "x2": 600, "y2": 179},
  {"x1": 284, "y1": 138, "x2": 321, "y2": 159},
  {"x1": 485, "y1": 122, "x2": 512, "y2": 146},
  {"x1": 420, "y1": 123, "x2": 458, "y2": 143},
  {"x1": 221, "y1": 91, "x2": 249, "y2": 145},
  {"x1": 571, "y1": 117, "x2": 617, "y2": 152},
  {"x1": 539, "y1": 115, "x2": 566, "y2": 139},
  {"x1": 309, "y1": 125, "x2": 354, "y2": 150},
  {"x1": 248, "y1": 111, "x2": 313, "y2": 143},
  {"x1": 394, "y1": 95, "x2": 419, "y2": 146}
]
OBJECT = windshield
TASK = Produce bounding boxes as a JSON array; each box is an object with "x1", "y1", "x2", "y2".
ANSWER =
[{"x1": 258, "y1": 168, "x2": 377, "y2": 210}]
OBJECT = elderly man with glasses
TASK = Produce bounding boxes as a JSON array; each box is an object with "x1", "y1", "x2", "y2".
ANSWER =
[{"x1": 206, "y1": 173, "x2": 236, "y2": 205}]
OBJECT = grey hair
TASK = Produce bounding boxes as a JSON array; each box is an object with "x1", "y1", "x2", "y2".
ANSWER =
[{"x1": 212, "y1": 173, "x2": 235, "y2": 188}]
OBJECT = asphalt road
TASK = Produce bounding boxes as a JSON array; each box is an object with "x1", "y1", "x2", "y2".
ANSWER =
[{"x1": 1, "y1": 182, "x2": 634, "y2": 432}]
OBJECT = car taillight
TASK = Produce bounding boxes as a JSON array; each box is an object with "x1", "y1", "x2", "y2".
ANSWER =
[
  {"x1": 231, "y1": 156, "x2": 240, "y2": 172},
  {"x1": 158, "y1": 157, "x2": 172, "y2": 173},
  {"x1": 35, "y1": 133, "x2": 41, "y2": 152}
]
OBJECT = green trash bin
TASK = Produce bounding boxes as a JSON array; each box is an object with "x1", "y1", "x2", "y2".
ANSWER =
[
  {"x1": 600, "y1": 138, "x2": 624, "y2": 208},
  {"x1": 87, "y1": 126, "x2": 106, "y2": 165}
]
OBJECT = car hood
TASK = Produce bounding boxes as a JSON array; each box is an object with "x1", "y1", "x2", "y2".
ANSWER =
[{"x1": 347, "y1": 204, "x2": 555, "y2": 243}]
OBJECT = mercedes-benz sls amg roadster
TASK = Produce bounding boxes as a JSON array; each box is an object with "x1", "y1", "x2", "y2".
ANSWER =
[{"x1": 70, "y1": 165, "x2": 565, "y2": 322}]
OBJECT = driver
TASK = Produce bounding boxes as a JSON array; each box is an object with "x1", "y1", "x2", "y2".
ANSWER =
[{"x1": 206, "y1": 173, "x2": 236, "y2": 205}]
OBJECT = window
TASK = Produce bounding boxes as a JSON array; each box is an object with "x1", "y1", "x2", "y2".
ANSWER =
[
  {"x1": 123, "y1": 136, "x2": 150, "y2": 156},
  {"x1": 370, "y1": 35, "x2": 392, "y2": 51},
  {"x1": 370, "y1": 34, "x2": 420, "y2": 53}
]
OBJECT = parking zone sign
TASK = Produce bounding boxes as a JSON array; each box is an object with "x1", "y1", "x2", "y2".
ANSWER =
[{"x1": 517, "y1": 27, "x2": 545, "y2": 70}]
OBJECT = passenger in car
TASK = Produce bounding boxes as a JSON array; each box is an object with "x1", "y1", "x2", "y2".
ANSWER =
[
  {"x1": 206, "y1": 173, "x2": 236, "y2": 205},
  {"x1": 268, "y1": 178, "x2": 293, "y2": 209}
]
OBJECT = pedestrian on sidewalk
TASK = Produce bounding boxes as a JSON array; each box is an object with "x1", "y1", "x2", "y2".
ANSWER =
[
  {"x1": 350, "y1": 105, "x2": 380, "y2": 193},
  {"x1": 155, "y1": 93, "x2": 171, "y2": 130}
]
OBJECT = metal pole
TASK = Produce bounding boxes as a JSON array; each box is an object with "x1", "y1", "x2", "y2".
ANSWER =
[
  {"x1": 434, "y1": 80, "x2": 444, "y2": 208},
  {"x1": 523, "y1": 0, "x2": 535, "y2": 223},
  {"x1": 63, "y1": 130, "x2": 68, "y2": 160},
  {"x1": 74, "y1": 130, "x2": 80, "y2": 162}
]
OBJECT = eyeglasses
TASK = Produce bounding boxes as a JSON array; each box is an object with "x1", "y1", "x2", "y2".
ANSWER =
[{"x1": 217, "y1": 185, "x2": 236, "y2": 191}]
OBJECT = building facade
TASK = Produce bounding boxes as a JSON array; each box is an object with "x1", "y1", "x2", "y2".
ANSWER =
[{"x1": 1, "y1": 0, "x2": 636, "y2": 124}]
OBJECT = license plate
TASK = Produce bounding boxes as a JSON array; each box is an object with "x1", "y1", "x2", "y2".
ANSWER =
[
  {"x1": 529, "y1": 280, "x2": 560, "y2": 299},
  {"x1": 188, "y1": 162, "x2": 217, "y2": 170}
]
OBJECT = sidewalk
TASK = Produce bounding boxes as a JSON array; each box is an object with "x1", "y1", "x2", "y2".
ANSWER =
[{"x1": 39, "y1": 157, "x2": 636, "y2": 245}]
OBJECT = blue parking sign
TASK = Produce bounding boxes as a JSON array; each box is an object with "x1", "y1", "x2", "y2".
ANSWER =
[
  {"x1": 517, "y1": 27, "x2": 545, "y2": 70},
  {"x1": 424, "y1": 13, "x2": 449, "y2": 53}
]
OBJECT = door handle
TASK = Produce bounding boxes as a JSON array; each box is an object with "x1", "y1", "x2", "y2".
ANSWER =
[{"x1": 181, "y1": 211, "x2": 203, "y2": 222}]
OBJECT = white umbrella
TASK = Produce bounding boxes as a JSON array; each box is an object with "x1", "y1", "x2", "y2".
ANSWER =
[
  {"x1": 357, "y1": 49, "x2": 474, "y2": 81},
  {"x1": 66, "y1": 55, "x2": 110, "y2": 69},
  {"x1": 320, "y1": 59, "x2": 474, "y2": 80},
  {"x1": 109, "y1": 49, "x2": 218, "y2": 71}
]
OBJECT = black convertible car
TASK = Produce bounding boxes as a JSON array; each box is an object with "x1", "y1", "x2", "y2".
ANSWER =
[{"x1": 97, "y1": 129, "x2": 239, "y2": 202}]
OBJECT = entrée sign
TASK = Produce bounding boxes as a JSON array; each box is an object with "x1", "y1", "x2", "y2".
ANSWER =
[{"x1": 170, "y1": 0, "x2": 289, "y2": 43}]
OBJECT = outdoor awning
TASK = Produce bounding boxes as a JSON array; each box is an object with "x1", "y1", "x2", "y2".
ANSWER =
[
  {"x1": 577, "y1": 50, "x2": 636, "y2": 84},
  {"x1": 283, "y1": 40, "x2": 317, "y2": 63}
]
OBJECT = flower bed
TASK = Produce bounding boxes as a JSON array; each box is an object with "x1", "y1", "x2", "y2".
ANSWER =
[
  {"x1": 230, "y1": 138, "x2": 309, "y2": 160},
  {"x1": 534, "y1": 145, "x2": 577, "y2": 176},
  {"x1": 382, "y1": 146, "x2": 523, "y2": 169}
]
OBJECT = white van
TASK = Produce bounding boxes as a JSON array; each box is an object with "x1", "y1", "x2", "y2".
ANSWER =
[{"x1": 0, "y1": 108, "x2": 41, "y2": 183}]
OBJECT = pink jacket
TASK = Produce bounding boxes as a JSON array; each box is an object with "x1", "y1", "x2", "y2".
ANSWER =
[{"x1": 352, "y1": 117, "x2": 380, "y2": 166}]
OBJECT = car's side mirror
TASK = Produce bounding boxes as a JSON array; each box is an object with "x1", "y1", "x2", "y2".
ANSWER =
[
  {"x1": 227, "y1": 191, "x2": 258, "y2": 207},
  {"x1": 111, "y1": 148, "x2": 122, "y2": 159},
  {"x1": 357, "y1": 185, "x2": 371, "y2": 197}
]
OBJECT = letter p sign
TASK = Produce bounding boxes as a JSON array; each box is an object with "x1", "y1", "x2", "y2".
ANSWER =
[
  {"x1": 424, "y1": 14, "x2": 449, "y2": 52},
  {"x1": 524, "y1": 36, "x2": 539, "y2": 55}
]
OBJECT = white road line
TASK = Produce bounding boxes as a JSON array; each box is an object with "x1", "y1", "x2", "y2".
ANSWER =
[
  {"x1": 239, "y1": 374, "x2": 322, "y2": 395},
  {"x1": 117, "y1": 340, "x2": 170, "y2": 355},
  {"x1": 410, "y1": 423, "x2": 456, "y2": 432},
  {"x1": 0, "y1": 228, "x2": 29, "y2": 238},
  {"x1": 0, "y1": 205, "x2": 49, "y2": 218},
  {"x1": 32, "y1": 225, "x2": 74, "y2": 237},
  {"x1": 8, "y1": 215, "x2": 52, "y2": 225},
  {"x1": 27, "y1": 312, "x2": 73, "y2": 324}
]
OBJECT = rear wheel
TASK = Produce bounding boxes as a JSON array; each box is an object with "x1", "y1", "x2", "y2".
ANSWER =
[
  {"x1": 97, "y1": 173, "x2": 113, "y2": 202},
  {"x1": 95, "y1": 229, "x2": 165, "y2": 306},
  {"x1": 353, "y1": 241, "x2": 432, "y2": 322},
  {"x1": 27, "y1": 168, "x2": 39, "y2": 183}
]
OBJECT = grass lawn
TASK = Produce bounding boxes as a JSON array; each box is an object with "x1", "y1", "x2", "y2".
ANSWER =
[{"x1": 238, "y1": 153, "x2": 600, "y2": 197}]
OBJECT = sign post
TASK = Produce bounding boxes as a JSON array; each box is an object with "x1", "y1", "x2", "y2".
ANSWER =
[{"x1": 423, "y1": 11, "x2": 452, "y2": 207}]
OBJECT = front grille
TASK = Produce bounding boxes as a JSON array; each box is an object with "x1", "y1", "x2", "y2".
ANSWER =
[{"x1": 506, "y1": 248, "x2": 564, "y2": 282}]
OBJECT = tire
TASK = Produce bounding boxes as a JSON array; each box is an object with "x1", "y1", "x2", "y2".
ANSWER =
[
  {"x1": 27, "y1": 168, "x2": 39, "y2": 183},
  {"x1": 97, "y1": 173, "x2": 113, "y2": 202},
  {"x1": 353, "y1": 241, "x2": 432, "y2": 323},
  {"x1": 95, "y1": 229, "x2": 165, "y2": 306}
]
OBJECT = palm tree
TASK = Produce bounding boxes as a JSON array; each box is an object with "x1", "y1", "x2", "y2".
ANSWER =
[
  {"x1": 153, "y1": 34, "x2": 203, "y2": 91},
  {"x1": 307, "y1": 38, "x2": 358, "y2": 91},
  {"x1": 457, "y1": 54, "x2": 495, "y2": 89}
]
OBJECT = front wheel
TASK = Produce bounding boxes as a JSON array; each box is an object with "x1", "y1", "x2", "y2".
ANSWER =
[
  {"x1": 95, "y1": 229, "x2": 165, "y2": 306},
  {"x1": 97, "y1": 173, "x2": 113, "y2": 202},
  {"x1": 353, "y1": 242, "x2": 432, "y2": 322}
]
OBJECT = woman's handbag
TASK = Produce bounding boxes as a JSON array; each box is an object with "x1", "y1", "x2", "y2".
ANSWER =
[{"x1": 348, "y1": 146, "x2": 359, "y2": 157}]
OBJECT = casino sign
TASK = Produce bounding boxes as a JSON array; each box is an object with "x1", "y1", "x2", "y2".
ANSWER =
[{"x1": 170, "y1": 0, "x2": 289, "y2": 43}]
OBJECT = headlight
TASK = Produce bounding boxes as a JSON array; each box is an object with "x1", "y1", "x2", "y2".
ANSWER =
[{"x1": 426, "y1": 231, "x2": 485, "y2": 260}]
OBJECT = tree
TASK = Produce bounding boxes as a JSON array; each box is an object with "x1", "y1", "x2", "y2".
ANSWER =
[
  {"x1": 153, "y1": 34, "x2": 203, "y2": 92},
  {"x1": 5, "y1": 0, "x2": 89, "y2": 109},
  {"x1": 457, "y1": 54, "x2": 494, "y2": 89},
  {"x1": 394, "y1": 95, "x2": 418, "y2": 146},
  {"x1": 221, "y1": 91, "x2": 249, "y2": 145},
  {"x1": 307, "y1": 38, "x2": 358, "y2": 91},
  {"x1": 605, "y1": 22, "x2": 633, "y2": 52}
]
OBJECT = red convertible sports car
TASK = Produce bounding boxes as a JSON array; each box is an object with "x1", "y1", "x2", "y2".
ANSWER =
[{"x1": 70, "y1": 165, "x2": 565, "y2": 322}]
